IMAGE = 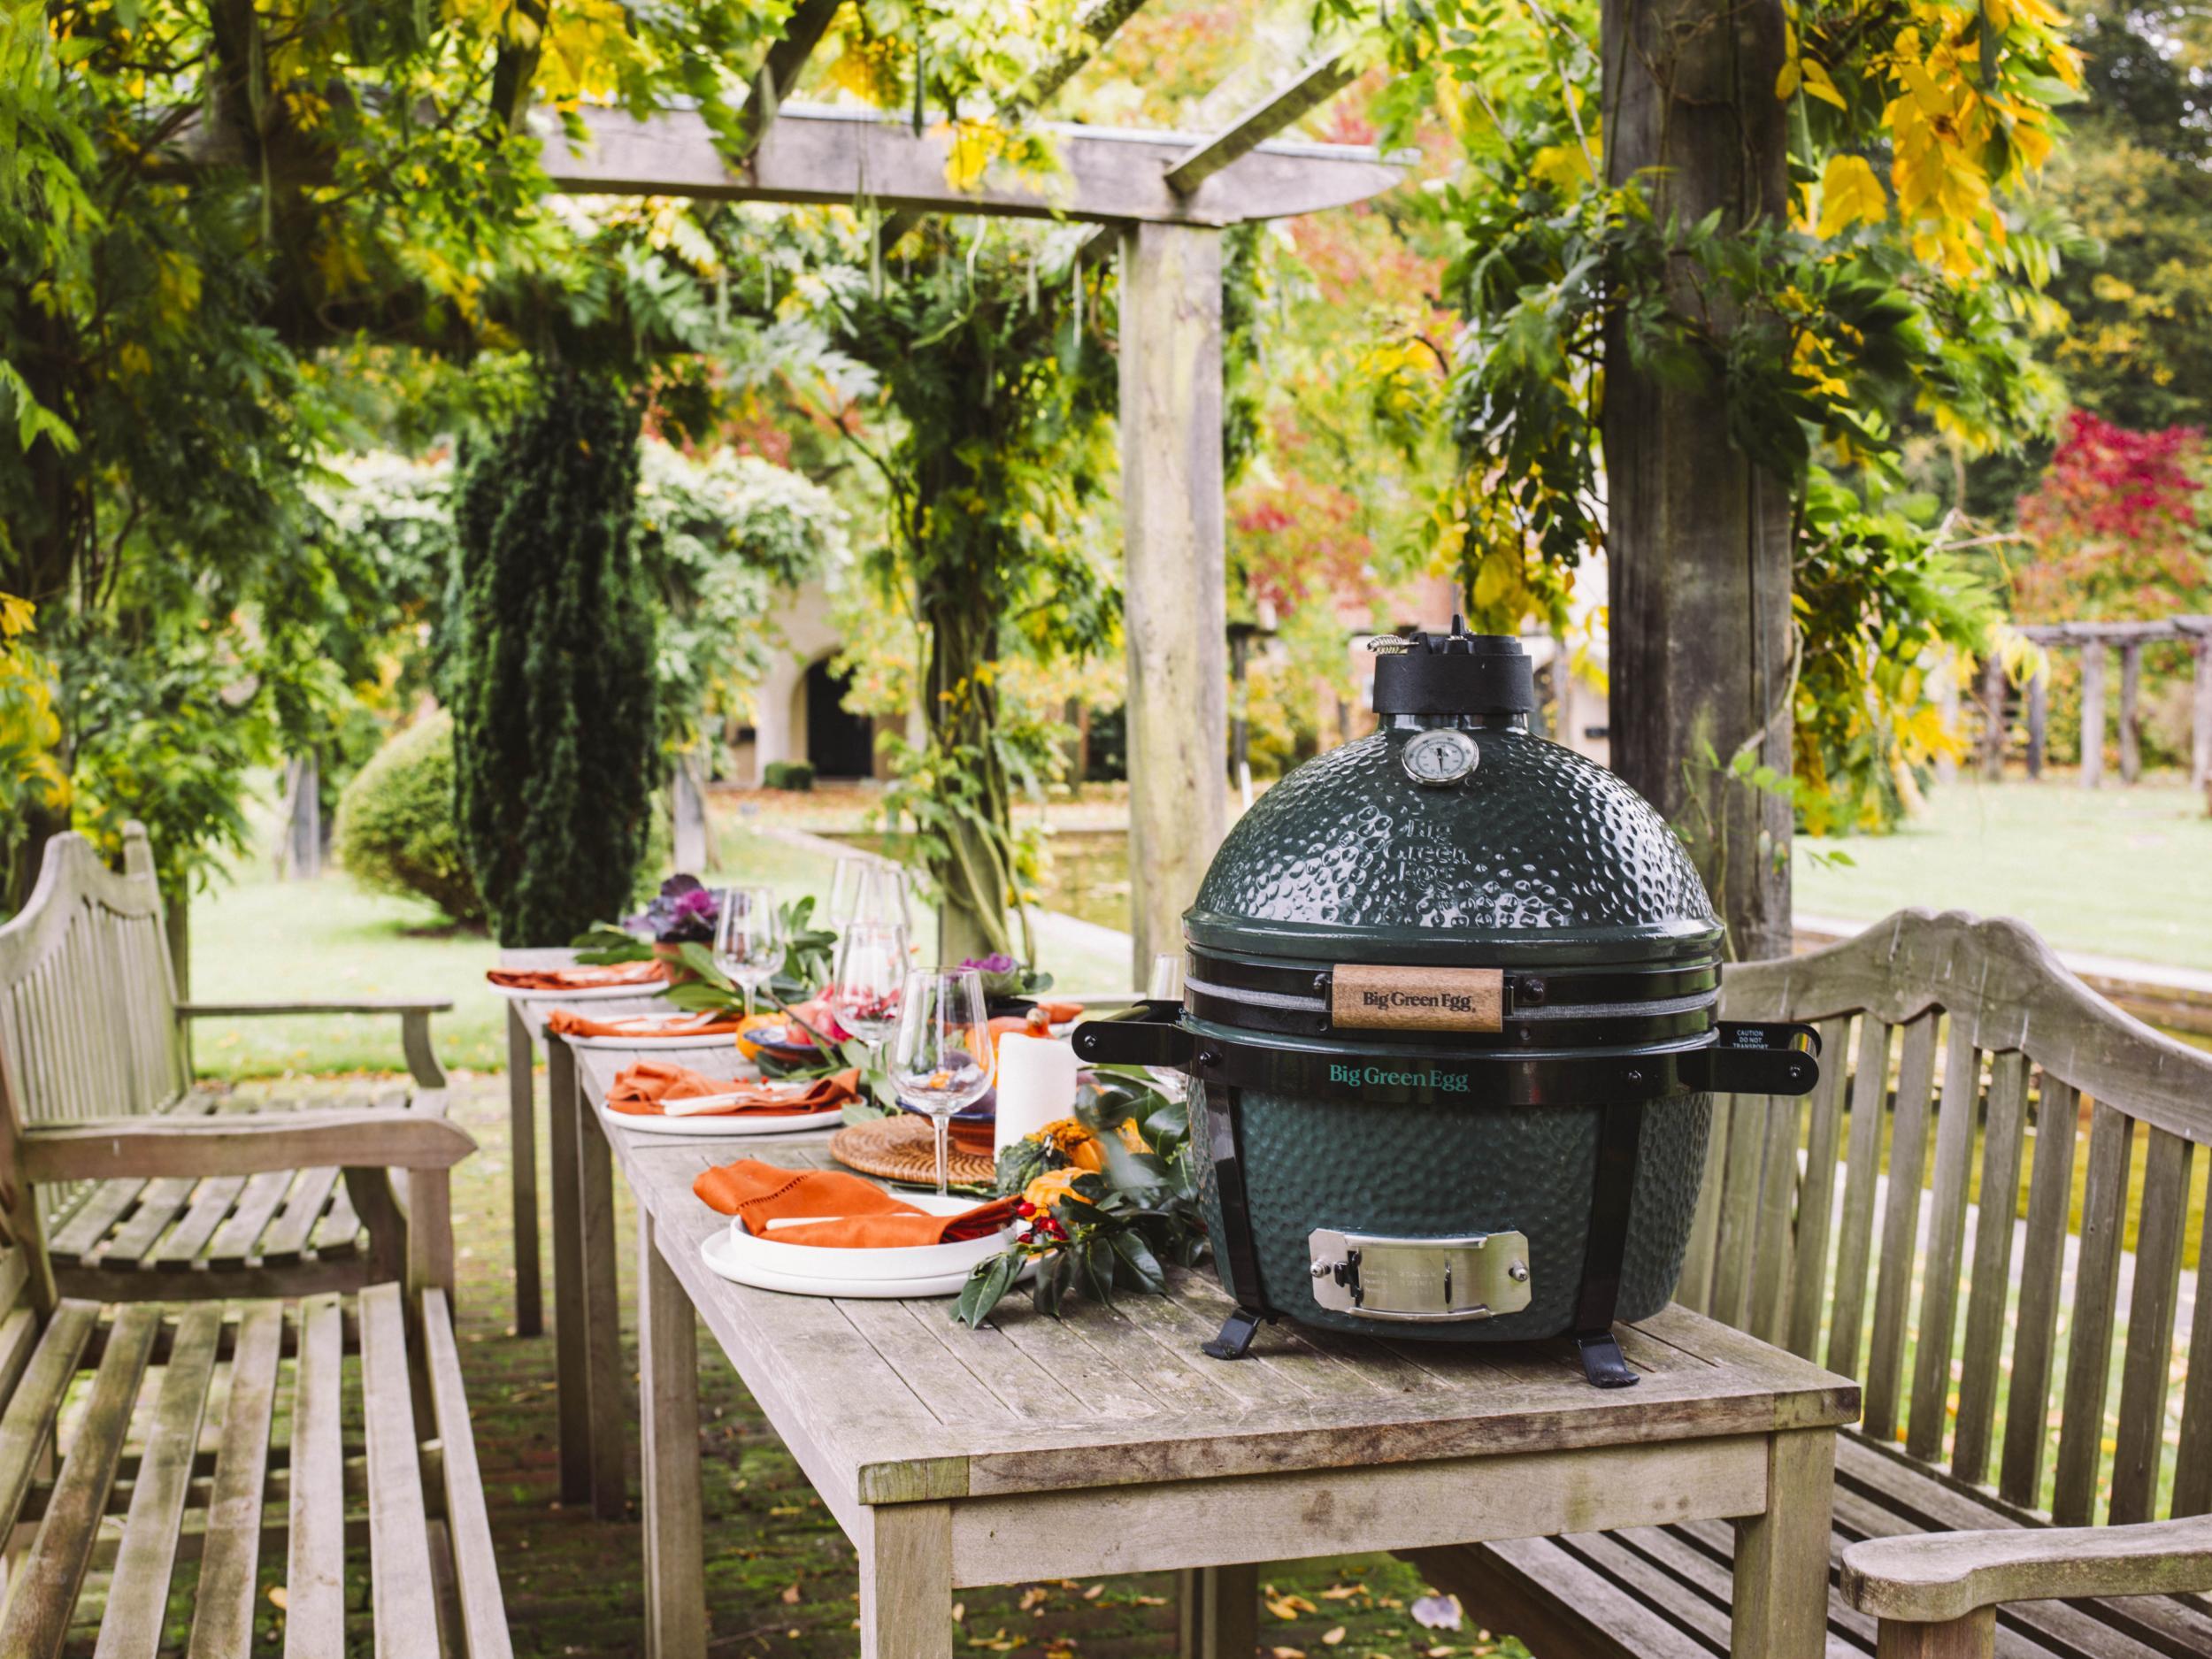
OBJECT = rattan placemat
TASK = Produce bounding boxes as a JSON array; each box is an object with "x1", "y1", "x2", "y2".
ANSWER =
[{"x1": 830, "y1": 1114, "x2": 997, "y2": 1187}]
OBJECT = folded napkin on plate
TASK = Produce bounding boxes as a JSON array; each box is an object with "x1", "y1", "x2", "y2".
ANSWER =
[
  {"x1": 606, "y1": 1061, "x2": 859, "y2": 1118},
  {"x1": 487, "y1": 960, "x2": 669, "y2": 992},
  {"x1": 695, "y1": 1160, "x2": 1017, "y2": 1248},
  {"x1": 547, "y1": 1008, "x2": 745, "y2": 1041}
]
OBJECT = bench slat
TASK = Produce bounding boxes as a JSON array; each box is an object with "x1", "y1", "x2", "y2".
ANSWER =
[
  {"x1": 47, "y1": 1179, "x2": 143, "y2": 1261},
  {"x1": 0, "y1": 1303, "x2": 160, "y2": 1659},
  {"x1": 360, "y1": 1281, "x2": 442, "y2": 1655},
  {"x1": 1748, "y1": 1079, "x2": 1805, "y2": 1346},
  {"x1": 2001, "y1": 1075, "x2": 2082, "y2": 1509},
  {"x1": 1786, "y1": 1016, "x2": 1851, "y2": 1361},
  {"x1": 103, "y1": 1175, "x2": 196, "y2": 1265},
  {"x1": 1676, "y1": 1095, "x2": 1732, "y2": 1314},
  {"x1": 1908, "y1": 1030, "x2": 1985, "y2": 1463},
  {"x1": 152, "y1": 1175, "x2": 248, "y2": 1266},
  {"x1": 1829, "y1": 1016, "x2": 1894, "y2": 1379},
  {"x1": 2108, "y1": 1127, "x2": 2193, "y2": 1525},
  {"x1": 1867, "y1": 1012, "x2": 1941, "y2": 1441},
  {"x1": 261, "y1": 1166, "x2": 342, "y2": 1264},
  {"x1": 93, "y1": 1304, "x2": 224, "y2": 1659},
  {"x1": 287, "y1": 1293, "x2": 349, "y2": 1655},
  {"x1": 1409, "y1": 1536, "x2": 1722, "y2": 1659},
  {"x1": 1954, "y1": 1050, "x2": 2031, "y2": 1487},
  {"x1": 312, "y1": 1173, "x2": 362, "y2": 1256},
  {"x1": 423, "y1": 1287, "x2": 515, "y2": 1659},
  {"x1": 1708, "y1": 1094, "x2": 1762, "y2": 1331},
  {"x1": 188, "y1": 1301, "x2": 284, "y2": 1659},
  {"x1": 206, "y1": 1169, "x2": 296, "y2": 1262},
  {"x1": 2176, "y1": 1256, "x2": 2212, "y2": 1519},
  {"x1": 0, "y1": 1302, "x2": 99, "y2": 1541},
  {"x1": 2055, "y1": 1101, "x2": 2138, "y2": 1527}
]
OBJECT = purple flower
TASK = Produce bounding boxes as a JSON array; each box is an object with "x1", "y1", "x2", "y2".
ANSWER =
[{"x1": 626, "y1": 874, "x2": 720, "y2": 943}]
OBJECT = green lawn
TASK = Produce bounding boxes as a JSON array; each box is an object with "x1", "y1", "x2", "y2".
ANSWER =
[
  {"x1": 189, "y1": 826, "x2": 1128, "y2": 1081},
  {"x1": 1796, "y1": 778, "x2": 2212, "y2": 971}
]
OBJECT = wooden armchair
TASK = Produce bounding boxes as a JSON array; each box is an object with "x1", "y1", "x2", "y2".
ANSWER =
[
  {"x1": 0, "y1": 825, "x2": 458, "y2": 1300},
  {"x1": 1417, "y1": 909, "x2": 2212, "y2": 1658}
]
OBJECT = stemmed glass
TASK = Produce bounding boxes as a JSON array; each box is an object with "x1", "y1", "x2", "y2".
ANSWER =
[
  {"x1": 890, "y1": 966, "x2": 994, "y2": 1197},
  {"x1": 829, "y1": 922, "x2": 908, "y2": 1060},
  {"x1": 712, "y1": 886, "x2": 782, "y2": 1018},
  {"x1": 838, "y1": 862, "x2": 917, "y2": 935},
  {"x1": 1145, "y1": 952, "x2": 1188, "y2": 1102}
]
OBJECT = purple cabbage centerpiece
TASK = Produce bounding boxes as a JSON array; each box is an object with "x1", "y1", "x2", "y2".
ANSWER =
[
  {"x1": 956, "y1": 953, "x2": 1025, "y2": 1001},
  {"x1": 628, "y1": 874, "x2": 719, "y2": 945}
]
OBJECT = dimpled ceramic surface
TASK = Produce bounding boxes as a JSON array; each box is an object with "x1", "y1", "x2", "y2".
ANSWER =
[
  {"x1": 1194, "y1": 1082, "x2": 1712, "y2": 1340},
  {"x1": 1187, "y1": 726, "x2": 1721, "y2": 964}
]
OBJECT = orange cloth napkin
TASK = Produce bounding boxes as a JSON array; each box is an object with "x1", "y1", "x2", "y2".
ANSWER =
[
  {"x1": 605, "y1": 1061, "x2": 861, "y2": 1118},
  {"x1": 488, "y1": 960, "x2": 669, "y2": 992},
  {"x1": 694, "y1": 1160, "x2": 1017, "y2": 1248},
  {"x1": 547, "y1": 1008, "x2": 746, "y2": 1040}
]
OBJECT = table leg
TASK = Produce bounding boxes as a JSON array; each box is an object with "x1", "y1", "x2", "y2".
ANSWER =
[
  {"x1": 640, "y1": 1210, "x2": 706, "y2": 1659},
  {"x1": 1178, "y1": 1563, "x2": 1259, "y2": 1659},
  {"x1": 1875, "y1": 1611, "x2": 1996, "y2": 1659},
  {"x1": 506, "y1": 1002, "x2": 542, "y2": 1338},
  {"x1": 857, "y1": 1502, "x2": 953, "y2": 1659},
  {"x1": 1732, "y1": 1428, "x2": 1836, "y2": 1659},
  {"x1": 546, "y1": 1034, "x2": 590, "y2": 1507},
  {"x1": 579, "y1": 1093, "x2": 627, "y2": 1519}
]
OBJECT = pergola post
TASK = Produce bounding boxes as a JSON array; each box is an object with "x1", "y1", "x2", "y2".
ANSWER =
[
  {"x1": 1118, "y1": 221, "x2": 1228, "y2": 982},
  {"x1": 2118, "y1": 641, "x2": 2144, "y2": 785},
  {"x1": 2193, "y1": 634, "x2": 2211, "y2": 795},
  {"x1": 1980, "y1": 653, "x2": 2008, "y2": 780},
  {"x1": 2025, "y1": 664, "x2": 2047, "y2": 780},
  {"x1": 2080, "y1": 644, "x2": 2108, "y2": 789}
]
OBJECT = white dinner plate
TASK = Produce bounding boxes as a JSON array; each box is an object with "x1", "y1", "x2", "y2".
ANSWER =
[
  {"x1": 595, "y1": 1102, "x2": 843, "y2": 1138},
  {"x1": 563, "y1": 1030, "x2": 744, "y2": 1051},
  {"x1": 723, "y1": 1194, "x2": 1013, "y2": 1279},
  {"x1": 698, "y1": 1208, "x2": 1027, "y2": 1300},
  {"x1": 488, "y1": 979, "x2": 672, "y2": 1002}
]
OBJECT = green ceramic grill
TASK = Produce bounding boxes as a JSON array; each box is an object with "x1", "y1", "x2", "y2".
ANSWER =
[{"x1": 1075, "y1": 622, "x2": 1821, "y2": 1387}]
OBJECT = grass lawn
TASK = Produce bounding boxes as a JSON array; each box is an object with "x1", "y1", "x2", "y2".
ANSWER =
[{"x1": 1795, "y1": 776, "x2": 2212, "y2": 971}]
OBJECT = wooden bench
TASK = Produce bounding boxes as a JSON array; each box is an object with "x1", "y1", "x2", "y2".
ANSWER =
[
  {"x1": 0, "y1": 1036, "x2": 511, "y2": 1651},
  {"x1": 0, "y1": 826, "x2": 456, "y2": 1300},
  {"x1": 1415, "y1": 909, "x2": 2212, "y2": 1657}
]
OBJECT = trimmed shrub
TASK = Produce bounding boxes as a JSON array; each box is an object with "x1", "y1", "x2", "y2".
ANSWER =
[
  {"x1": 334, "y1": 712, "x2": 484, "y2": 926},
  {"x1": 451, "y1": 370, "x2": 659, "y2": 945},
  {"x1": 763, "y1": 759, "x2": 816, "y2": 792}
]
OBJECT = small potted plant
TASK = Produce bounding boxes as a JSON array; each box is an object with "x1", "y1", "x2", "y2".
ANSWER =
[{"x1": 629, "y1": 874, "x2": 719, "y2": 981}]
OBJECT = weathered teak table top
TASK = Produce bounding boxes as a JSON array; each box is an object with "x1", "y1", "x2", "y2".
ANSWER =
[{"x1": 572, "y1": 1043, "x2": 1860, "y2": 1659}]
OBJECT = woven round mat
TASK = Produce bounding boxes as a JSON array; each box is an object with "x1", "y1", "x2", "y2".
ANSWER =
[{"x1": 830, "y1": 1114, "x2": 997, "y2": 1187}]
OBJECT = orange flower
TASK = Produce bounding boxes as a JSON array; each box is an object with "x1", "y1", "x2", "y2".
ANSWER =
[{"x1": 1022, "y1": 1168, "x2": 1093, "y2": 1214}]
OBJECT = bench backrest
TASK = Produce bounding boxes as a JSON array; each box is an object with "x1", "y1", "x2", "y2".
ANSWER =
[
  {"x1": 1690, "y1": 909, "x2": 2212, "y2": 1530},
  {"x1": 0, "y1": 826, "x2": 187, "y2": 1129}
]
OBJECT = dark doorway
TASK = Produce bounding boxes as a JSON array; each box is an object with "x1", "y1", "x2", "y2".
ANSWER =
[{"x1": 805, "y1": 657, "x2": 875, "y2": 779}]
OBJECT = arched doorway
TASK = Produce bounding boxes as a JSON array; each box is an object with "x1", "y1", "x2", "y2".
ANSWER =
[{"x1": 804, "y1": 657, "x2": 875, "y2": 779}]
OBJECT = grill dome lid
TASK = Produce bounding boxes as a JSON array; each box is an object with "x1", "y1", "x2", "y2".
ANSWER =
[{"x1": 1185, "y1": 626, "x2": 1723, "y2": 967}]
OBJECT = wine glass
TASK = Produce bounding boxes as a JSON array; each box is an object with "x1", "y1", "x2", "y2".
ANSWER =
[
  {"x1": 1145, "y1": 952, "x2": 1188, "y2": 1102},
  {"x1": 845, "y1": 862, "x2": 918, "y2": 935},
  {"x1": 830, "y1": 923, "x2": 908, "y2": 1056},
  {"x1": 890, "y1": 966, "x2": 993, "y2": 1197},
  {"x1": 712, "y1": 886, "x2": 781, "y2": 1018},
  {"x1": 827, "y1": 856, "x2": 866, "y2": 926}
]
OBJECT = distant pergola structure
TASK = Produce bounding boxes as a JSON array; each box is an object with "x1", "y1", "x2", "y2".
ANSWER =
[
  {"x1": 537, "y1": 0, "x2": 1402, "y2": 974},
  {"x1": 1978, "y1": 617, "x2": 2212, "y2": 790}
]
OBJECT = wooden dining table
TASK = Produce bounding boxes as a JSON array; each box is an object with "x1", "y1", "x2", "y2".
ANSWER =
[{"x1": 561, "y1": 1040, "x2": 1860, "y2": 1659}]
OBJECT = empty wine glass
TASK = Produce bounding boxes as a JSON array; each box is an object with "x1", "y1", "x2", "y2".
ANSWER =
[
  {"x1": 830, "y1": 922, "x2": 908, "y2": 1056},
  {"x1": 890, "y1": 966, "x2": 993, "y2": 1196},
  {"x1": 712, "y1": 886, "x2": 781, "y2": 1018},
  {"x1": 827, "y1": 857, "x2": 866, "y2": 926},
  {"x1": 843, "y1": 862, "x2": 918, "y2": 935},
  {"x1": 1145, "y1": 952, "x2": 1188, "y2": 1102}
]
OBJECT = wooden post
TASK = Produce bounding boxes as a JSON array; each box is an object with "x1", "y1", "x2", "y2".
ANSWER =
[
  {"x1": 280, "y1": 753, "x2": 321, "y2": 879},
  {"x1": 670, "y1": 750, "x2": 710, "y2": 874},
  {"x1": 1179, "y1": 1563, "x2": 1259, "y2": 1659},
  {"x1": 1601, "y1": 0, "x2": 1793, "y2": 961},
  {"x1": 1980, "y1": 652, "x2": 2008, "y2": 780},
  {"x1": 2080, "y1": 644, "x2": 2107, "y2": 789},
  {"x1": 2193, "y1": 634, "x2": 2212, "y2": 795},
  {"x1": 506, "y1": 1002, "x2": 542, "y2": 1338},
  {"x1": 1119, "y1": 220, "x2": 1228, "y2": 982},
  {"x1": 639, "y1": 1210, "x2": 707, "y2": 1659},
  {"x1": 1932, "y1": 652, "x2": 1959, "y2": 786},
  {"x1": 2025, "y1": 664, "x2": 2047, "y2": 780},
  {"x1": 2118, "y1": 641, "x2": 2143, "y2": 785}
]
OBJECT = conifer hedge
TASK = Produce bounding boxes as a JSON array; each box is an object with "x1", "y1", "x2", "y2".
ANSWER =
[{"x1": 451, "y1": 371, "x2": 658, "y2": 945}]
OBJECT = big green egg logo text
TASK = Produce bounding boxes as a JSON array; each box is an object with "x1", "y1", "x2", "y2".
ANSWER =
[{"x1": 1328, "y1": 1063, "x2": 1471, "y2": 1093}]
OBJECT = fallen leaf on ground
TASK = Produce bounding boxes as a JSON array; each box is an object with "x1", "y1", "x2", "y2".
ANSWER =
[
  {"x1": 1411, "y1": 1593, "x2": 1464, "y2": 1630},
  {"x1": 780, "y1": 1583, "x2": 801, "y2": 1605},
  {"x1": 1322, "y1": 1627, "x2": 1346, "y2": 1646},
  {"x1": 1267, "y1": 1594, "x2": 1319, "y2": 1619},
  {"x1": 1082, "y1": 1583, "x2": 1104, "y2": 1600}
]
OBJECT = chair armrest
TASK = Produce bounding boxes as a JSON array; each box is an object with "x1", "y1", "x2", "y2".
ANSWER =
[
  {"x1": 178, "y1": 998, "x2": 455, "y2": 1017},
  {"x1": 19, "y1": 1110, "x2": 476, "y2": 1183},
  {"x1": 176, "y1": 1000, "x2": 451, "y2": 1091},
  {"x1": 1841, "y1": 1518, "x2": 2212, "y2": 1624}
]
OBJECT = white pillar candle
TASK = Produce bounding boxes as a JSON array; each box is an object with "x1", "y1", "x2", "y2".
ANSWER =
[{"x1": 994, "y1": 1033, "x2": 1079, "y2": 1156}]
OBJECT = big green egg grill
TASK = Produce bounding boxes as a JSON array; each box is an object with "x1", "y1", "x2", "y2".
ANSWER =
[{"x1": 1075, "y1": 623, "x2": 1820, "y2": 1387}]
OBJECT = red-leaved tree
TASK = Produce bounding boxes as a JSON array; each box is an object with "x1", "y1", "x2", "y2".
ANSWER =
[{"x1": 2014, "y1": 412, "x2": 2212, "y2": 620}]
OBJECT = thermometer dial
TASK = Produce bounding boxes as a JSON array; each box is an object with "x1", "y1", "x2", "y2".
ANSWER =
[{"x1": 1402, "y1": 728, "x2": 1480, "y2": 787}]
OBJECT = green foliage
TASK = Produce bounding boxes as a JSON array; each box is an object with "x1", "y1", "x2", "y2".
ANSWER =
[
  {"x1": 334, "y1": 712, "x2": 482, "y2": 927},
  {"x1": 762, "y1": 759, "x2": 817, "y2": 792},
  {"x1": 0, "y1": 595, "x2": 65, "y2": 896},
  {"x1": 451, "y1": 371, "x2": 658, "y2": 946}
]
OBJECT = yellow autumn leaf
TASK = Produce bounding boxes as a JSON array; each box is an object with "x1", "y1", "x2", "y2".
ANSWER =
[
  {"x1": 1799, "y1": 56, "x2": 1848, "y2": 109},
  {"x1": 1530, "y1": 142, "x2": 1595, "y2": 192},
  {"x1": 1816, "y1": 154, "x2": 1887, "y2": 238}
]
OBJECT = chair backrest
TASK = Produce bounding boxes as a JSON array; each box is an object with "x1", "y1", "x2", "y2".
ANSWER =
[
  {"x1": 1687, "y1": 910, "x2": 2212, "y2": 1531},
  {"x1": 0, "y1": 826, "x2": 188, "y2": 1129}
]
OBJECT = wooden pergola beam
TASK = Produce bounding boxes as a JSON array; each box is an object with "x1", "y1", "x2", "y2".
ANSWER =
[
  {"x1": 731, "y1": 0, "x2": 843, "y2": 160},
  {"x1": 2016, "y1": 617, "x2": 2212, "y2": 643},
  {"x1": 1163, "y1": 56, "x2": 1357, "y2": 196},
  {"x1": 543, "y1": 102, "x2": 1400, "y2": 226}
]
